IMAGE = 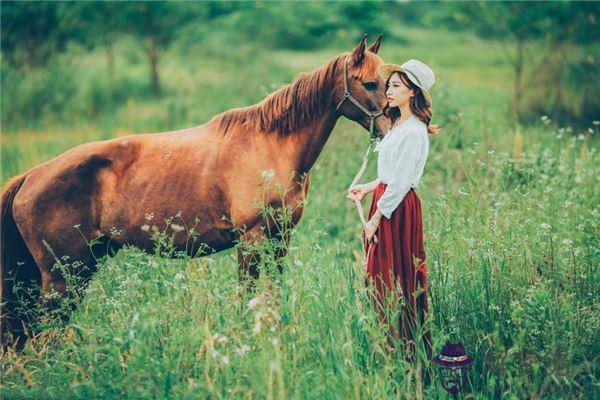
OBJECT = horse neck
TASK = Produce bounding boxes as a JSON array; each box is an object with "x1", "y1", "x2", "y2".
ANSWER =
[{"x1": 283, "y1": 105, "x2": 341, "y2": 176}]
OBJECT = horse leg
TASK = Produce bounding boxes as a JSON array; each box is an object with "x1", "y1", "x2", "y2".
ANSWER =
[
  {"x1": 12, "y1": 226, "x2": 108, "y2": 342},
  {"x1": 236, "y1": 226, "x2": 265, "y2": 294},
  {"x1": 273, "y1": 229, "x2": 291, "y2": 276}
]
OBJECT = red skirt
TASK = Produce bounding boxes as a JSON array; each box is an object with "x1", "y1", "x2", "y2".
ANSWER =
[{"x1": 365, "y1": 182, "x2": 432, "y2": 357}]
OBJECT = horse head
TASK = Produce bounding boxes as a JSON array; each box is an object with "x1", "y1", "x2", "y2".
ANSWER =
[{"x1": 335, "y1": 34, "x2": 390, "y2": 139}]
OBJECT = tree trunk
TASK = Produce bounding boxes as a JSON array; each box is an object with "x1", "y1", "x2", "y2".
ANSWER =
[
  {"x1": 106, "y1": 40, "x2": 116, "y2": 105},
  {"x1": 106, "y1": 41, "x2": 115, "y2": 84},
  {"x1": 512, "y1": 38, "x2": 525, "y2": 123},
  {"x1": 147, "y1": 38, "x2": 161, "y2": 97}
]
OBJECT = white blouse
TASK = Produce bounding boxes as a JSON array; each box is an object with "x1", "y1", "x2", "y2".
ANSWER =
[{"x1": 374, "y1": 115, "x2": 429, "y2": 219}]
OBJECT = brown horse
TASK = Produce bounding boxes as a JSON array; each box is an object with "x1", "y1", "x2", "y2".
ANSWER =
[{"x1": 1, "y1": 35, "x2": 390, "y2": 346}]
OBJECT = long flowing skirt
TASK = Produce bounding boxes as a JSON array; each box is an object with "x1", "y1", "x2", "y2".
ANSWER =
[{"x1": 365, "y1": 182, "x2": 432, "y2": 360}]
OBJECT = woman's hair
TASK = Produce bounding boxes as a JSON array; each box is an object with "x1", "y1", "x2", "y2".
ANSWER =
[{"x1": 383, "y1": 72, "x2": 441, "y2": 135}]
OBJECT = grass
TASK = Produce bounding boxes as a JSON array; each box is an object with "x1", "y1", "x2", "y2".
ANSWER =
[{"x1": 1, "y1": 24, "x2": 599, "y2": 399}]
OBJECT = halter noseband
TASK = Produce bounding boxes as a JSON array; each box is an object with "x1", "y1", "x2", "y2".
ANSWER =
[{"x1": 335, "y1": 56, "x2": 384, "y2": 142}]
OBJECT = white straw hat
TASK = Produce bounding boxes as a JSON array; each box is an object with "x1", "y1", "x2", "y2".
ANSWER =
[{"x1": 378, "y1": 59, "x2": 435, "y2": 107}]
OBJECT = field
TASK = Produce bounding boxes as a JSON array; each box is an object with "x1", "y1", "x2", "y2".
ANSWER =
[{"x1": 1, "y1": 24, "x2": 599, "y2": 399}]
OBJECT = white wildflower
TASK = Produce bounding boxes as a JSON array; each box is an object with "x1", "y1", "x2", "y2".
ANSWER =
[
  {"x1": 217, "y1": 336, "x2": 229, "y2": 345},
  {"x1": 271, "y1": 337, "x2": 280, "y2": 346},
  {"x1": 260, "y1": 169, "x2": 275, "y2": 180},
  {"x1": 561, "y1": 239, "x2": 574, "y2": 247},
  {"x1": 171, "y1": 223, "x2": 185, "y2": 232},
  {"x1": 247, "y1": 297, "x2": 261, "y2": 309},
  {"x1": 253, "y1": 321, "x2": 262, "y2": 334},
  {"x1": 221, "y1": 355, "x2": 229, "y2": 366},
  {"x1": 145, "y1": 213, "x2": 154, "y2": 221},
  {"x1": 141, "y1": 224, "x2": 150, "y2": 232},
  {"x1": 235, "y1": 344, "x2": 251, "y2": 356},
  {"x1": 148, "y1": 260, "x2": 159, "y2": 268},
  {"x1": 540, "y1": 223, "x2": 551, "y2": 231},
  {"x1": 174, "y1": 273, "x2": 185, "y2": 281}
]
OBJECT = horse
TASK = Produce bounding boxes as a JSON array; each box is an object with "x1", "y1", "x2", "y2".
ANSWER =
[{"x1": 1, "y1": 35, "x2": 390, "y2": 347}]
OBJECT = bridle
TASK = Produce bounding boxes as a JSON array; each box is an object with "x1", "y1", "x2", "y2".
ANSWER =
[{"x1": 335, "y1": 56, "x2": 384, "y2": 142}]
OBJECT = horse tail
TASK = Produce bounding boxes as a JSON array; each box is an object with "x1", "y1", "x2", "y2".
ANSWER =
[{"x1": 1, "y1": 174, "x2": 39, "y2": 347}]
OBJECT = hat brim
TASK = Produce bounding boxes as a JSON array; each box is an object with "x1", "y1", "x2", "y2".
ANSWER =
[
  {"x1": 378, "y1": 64, "x2": 433, "y2": 107},
  {"x1": 433, "y1": 355, "x2": 473, "y2": 368}
]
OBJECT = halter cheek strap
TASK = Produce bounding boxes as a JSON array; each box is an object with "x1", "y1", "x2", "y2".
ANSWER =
[{"x1": 335, "y1": 56, "x2": 384, "y2": 141}]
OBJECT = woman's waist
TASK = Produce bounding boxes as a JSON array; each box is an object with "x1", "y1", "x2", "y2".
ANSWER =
[{"x1": 376, "y1": 181, "x2": 417, "y2": 190}]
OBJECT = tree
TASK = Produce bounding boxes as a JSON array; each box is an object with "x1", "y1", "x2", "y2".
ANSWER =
[
  {"x1": 424, "y1": 1, "x2": 599, "y2": 125},
  {"x1": 1, "y1": 1, "x2": 73, "y2": 68},
  {"x1": 123, "y1": 2, "x2": 198, "y2": 97}
]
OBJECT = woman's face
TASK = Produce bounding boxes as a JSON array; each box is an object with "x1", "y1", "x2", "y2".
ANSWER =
[{"x1": 386, "y1": 72, "x2": 414, "y2": 108}]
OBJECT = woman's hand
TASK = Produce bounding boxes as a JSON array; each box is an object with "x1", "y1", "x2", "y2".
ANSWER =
[
  {"x1": 363, "y1": 220, "x2": 379, "y2": 244},
  {"x1": 346, "y1": 184, "x2": 369, "y2": 203}
]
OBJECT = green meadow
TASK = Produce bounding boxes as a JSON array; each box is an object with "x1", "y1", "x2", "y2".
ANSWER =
[{"x1": 1, "y1": 24, "x2": 599, "y2": 399}]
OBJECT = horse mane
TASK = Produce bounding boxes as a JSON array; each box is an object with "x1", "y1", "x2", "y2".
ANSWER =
[{"x1": 211, "y1": 52, "x2": 380, "y2": 137}]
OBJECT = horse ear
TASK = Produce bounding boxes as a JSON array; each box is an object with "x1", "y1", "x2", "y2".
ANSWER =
[
  {"x1": 351, "y1": 34, "x2": 368, "y2": 66},
  {"x1": 367, "y1": 34, "x2": 382, "y2": 54}
]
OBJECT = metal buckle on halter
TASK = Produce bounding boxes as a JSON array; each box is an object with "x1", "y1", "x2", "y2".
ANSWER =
[{"x1": 336, "y1": 56, "x2": 384, "y2": 141}]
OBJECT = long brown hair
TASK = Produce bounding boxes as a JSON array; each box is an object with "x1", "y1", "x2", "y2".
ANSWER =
[{"x1": 383, "y1": 72, "x2": 441, "y2": 135}]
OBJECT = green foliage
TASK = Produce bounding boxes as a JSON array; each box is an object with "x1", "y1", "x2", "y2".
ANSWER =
[{"x1": 1, "y1": 1, "x2": 71, "y2": 67}]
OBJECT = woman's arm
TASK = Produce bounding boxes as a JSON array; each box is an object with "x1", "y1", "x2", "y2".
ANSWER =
[{"x1": 365, "y1": 178, "x2": 381, "y2": 193}]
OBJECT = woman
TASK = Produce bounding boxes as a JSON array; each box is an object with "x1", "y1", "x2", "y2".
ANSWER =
[{"x1": 347, "y1": 59, "x2": 439, "y2": 361}]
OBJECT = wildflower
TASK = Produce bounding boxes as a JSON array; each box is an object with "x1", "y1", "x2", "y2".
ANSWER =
[
  {"x1": 253, "y1": 321, "x2": 262, "y2": 334},
  {"x1": 247, "y1": 297, "x2": 261, "y2": 309},
  {"x1": 148, "y1": 260, "x2": 159, "y2": 268},
  {"x1": 271, "y1": 337, "x2": 280, "y2": 346},
  {"x1": 260, "y1": 169, "x2": 275, "y2": 180},
  {"x1": 592, "y1": 120, "x2": 599, "y2": 126},
  {"x1": 171, "y1": 223, "x2": 185, "y2": 232},
  {"x1": 541, "y1": 115, "x2": 551, "y2": 125},
  {"x1": 235, "y1": 344, "x2": 251, "y2": 356},
  {"x1": 141, "y1": 224, "x2": 150, "y2": 232},
  {"x1": 561, "y1": 239, "x2": 574, "y2": 247},
  {"x1": 221, "y1": 355, "x2": 229, "y2": 366},
  {"x1": 110, "y1": 227, "x2": 123, "y2": 236},
  {"x1": 174, "y1": 273, "x2": 185, "y2": 281},
  {"x1": 578, "y1": 134, "x2": 586, "y2": 140},
  {"x1": 212, "y1": 333, "x2": 228, "y2": 345},
  {"x1": 145, "y1": 213, "x2": 154, "y2": 221},
  {"x1": 211, "y1": 350, "x2": 219, "y2": 359},
  {"x1": 540, "y1": 223, "x2": 551, "y2": 231}
]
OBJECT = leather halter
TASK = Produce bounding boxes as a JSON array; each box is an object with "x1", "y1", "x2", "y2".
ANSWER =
[{"x1": 335, "y1": 56, "x2": 384, "y2": 141}]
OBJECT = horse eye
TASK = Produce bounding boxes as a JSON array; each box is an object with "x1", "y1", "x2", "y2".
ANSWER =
[{"x1": 362, "y1": 81, "x2": 378, "y2": 91}]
